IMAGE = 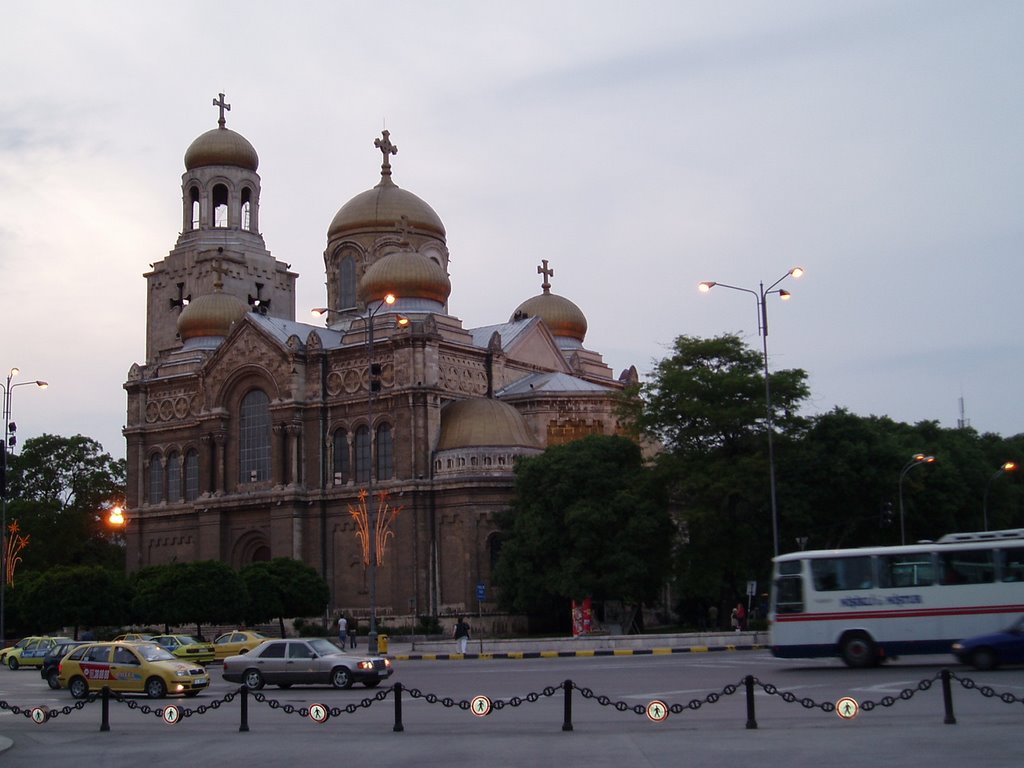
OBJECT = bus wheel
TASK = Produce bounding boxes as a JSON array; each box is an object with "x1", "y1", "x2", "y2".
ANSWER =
[{"x1": 840, "y1": 632, "x2": 877, "y2": 668}]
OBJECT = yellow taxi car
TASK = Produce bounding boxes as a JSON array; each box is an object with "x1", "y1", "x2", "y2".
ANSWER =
[
  {"x1": 150, "y1": 634, "x2": 216, "y2": 665},
  {"x1": 112, "y1": 633, "x2": 154, "y2": 643},
  {"x1": 59, "y1": 641, "x2": 210, "y2": 698},
  {"x1": 1, "y1": 636, "x2": 72, "y2": 670},
  {"x1": 212, "y1": 630, "x2": 267, "y2": 660}
]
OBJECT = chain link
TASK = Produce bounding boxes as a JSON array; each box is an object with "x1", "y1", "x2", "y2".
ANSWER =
[{"x1": 951, "y1": 671, "x2": 1024, "y2": 706}]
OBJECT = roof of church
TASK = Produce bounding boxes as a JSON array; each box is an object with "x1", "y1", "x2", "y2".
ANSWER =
[
  {"x1": 250, "y1": 315, "x2": 345, "y2": 347},
  {"x1": 436, "y1": 397, "x2": 540, "y2": 451},
  {"x1": 497, "y1": 371, "x2": 615, "y2": 396},
  {"x1": 467, "y1": 319, "x2": 535, "y2": 349}
]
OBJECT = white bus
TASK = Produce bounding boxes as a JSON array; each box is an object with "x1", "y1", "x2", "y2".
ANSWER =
[{"x1": 770, "y1": 529, "x2": 1024, "y2": 667}]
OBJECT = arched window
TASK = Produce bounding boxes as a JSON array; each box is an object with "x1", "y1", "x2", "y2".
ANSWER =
[
  {"x1": 354, "y1": 425, "x2": 371, "y2": 483},
  {"x1": 332, "y1": 428, "x2": 350, "y2": 484},
  {"x1": 212, "y1": 184, "x2": 229, "y2": 228},
  {"x1": 241, "y1": 187, "x2": 252, "y2": 231},
  {"x1": 376, "y1": 423, "x2": 394, "y2": 480},
  {"x1": 184, "y1": 449, "x2": 200, "y2": 501},
  {"x1": 240, "y1": 389, "x2": 271, "y2": 483},
  {"x1": 339, "y1": 255, "x2": 356, "y2": 310},
  {"x1": 189, "y1": 187, "x2": 200, "y2": 230},
  {"x1": 148, "y1": 455, "x2": 163, "y2": 505},
  {"x1": 167, "y1": 450, "x2": 181, "y2": 502}
]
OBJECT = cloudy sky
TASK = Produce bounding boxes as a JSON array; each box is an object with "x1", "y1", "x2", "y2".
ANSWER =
[{"x1": 2, "y1": 1, "x2": 1021, "y2": 461}]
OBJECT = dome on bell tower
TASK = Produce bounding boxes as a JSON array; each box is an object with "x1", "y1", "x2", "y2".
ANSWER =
[{"x1": 183, "y1": 93, "x2": 259, "y2": 171}]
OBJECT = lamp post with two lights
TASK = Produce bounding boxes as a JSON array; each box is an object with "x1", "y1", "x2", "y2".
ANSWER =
[
  {"x1": 983, "y1": 461, "x2": 1018, "y2": 532},
  {"x1": 898, "y1": 453, "x2": 936, "y2": 545}
]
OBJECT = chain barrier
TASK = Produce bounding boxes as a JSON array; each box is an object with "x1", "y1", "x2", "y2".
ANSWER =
[{"x1": 3, "y1": 668, "x2": 1023, "y2": 732}]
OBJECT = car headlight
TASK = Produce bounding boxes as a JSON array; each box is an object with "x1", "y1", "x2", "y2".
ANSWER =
[
  {"x1": 175, "y1": 669, "x2": 190, "y2": 677},
  {"x1": 358, "y1": 661, "x2": 373, "y2": 670},
  {"x1": 951, "y1": 643, "x2": 963, "y2": 652}
]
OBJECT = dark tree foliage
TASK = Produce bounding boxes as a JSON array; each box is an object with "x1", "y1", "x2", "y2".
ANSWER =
[
  {"x1": 240, "y1": 558, "x2": 330, "y2": 637},
  {"x1": 493, "y1": 435, "x2": 672, "y2": 632},
  {"x1": 15, "y1": 566, "x2": 130, "y2": 637},
  {"x1": 130, "y1": 561, "x2": 248, "y2": 637}
]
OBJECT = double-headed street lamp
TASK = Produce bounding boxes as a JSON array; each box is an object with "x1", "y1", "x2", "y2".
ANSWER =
[
  {"x1": 1, "y1": 368, "x2": 48, "y2": 642},
  {"x1": 898, "y1": 453, "x2": 935, "y2": 545},
  {"x1": 698, "y1": 267, "x2": 804, "y2": 558},
  {"x1": 983, "y1": 461, "x2": 1018, "y2": 532}
]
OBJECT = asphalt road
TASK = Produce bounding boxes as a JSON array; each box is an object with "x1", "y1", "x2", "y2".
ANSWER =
[{"x1": 1, "y1": 650, "x2": 1022, "y2": 767}]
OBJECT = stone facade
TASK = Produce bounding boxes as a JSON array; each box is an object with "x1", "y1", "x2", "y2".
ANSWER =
[{"x1": 123, "y1": 95, "x2": 638, "y2": 618}]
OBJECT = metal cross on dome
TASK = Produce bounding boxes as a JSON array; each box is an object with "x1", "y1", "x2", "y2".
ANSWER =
[
  {"x1": 213, "y1": 93, "x2": 231, "y2": 128},
  {"x1": 537, "y1": 259, "x2": 554, "y2": 294},
  {"x1": 374, "y1": 130, "x2": 398, "y2": 177}
]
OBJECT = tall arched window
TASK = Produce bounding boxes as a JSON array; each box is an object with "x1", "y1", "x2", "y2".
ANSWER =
[
  {"x1": 148, "y1": 455, "x2": 164, "y2": 505},
  {"x1": 240, "y1": 389, "x2": 271, "y2": 483},
  {"x1": 354, "y1": 425, "x2": 371, "y2": 483},
  {"x1": 167, "y1": 450, "x2": 181, "y2": 502},
  {"x1": 339, "y1": 255, "x2": 356, "y2": 310},
  {"x1": 333, "y1": 428, "x2": 350, "y2": 484},
  {"x1": 241, "y1": 187, "x2": 252, "y2": 231},
  {"x1": 189, "y1": 187, "x2": 200, "y2": 230},
  {"x1": 212, "y1": 184, "x2": 229, "y2": 228},
  {"x1": 375, "y1": 423, "x2": 394, "y2": 480},
  {"x1": 184, "y1": 449, "x2": 200, "y2": 501}
]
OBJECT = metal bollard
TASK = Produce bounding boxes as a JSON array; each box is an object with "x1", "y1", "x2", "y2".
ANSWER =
[
  {"x1": 100, "y1": 686, "x2": 111, "y2": 732},
  {"x1": 941, "y1": 669, "x2": 956, "y2": 725},
  {"x1": 562, "y1": 679, "x2": 574, "y2": 732},
  {"x1": 239, "y1": 685, "x2": 249, "y2": 732},
  {"x1": 393, "y1": 682, "x2": 404, "y2": 732},
  {"x1": 744, "y1": 675, "x2": 758, "y2": 729}
]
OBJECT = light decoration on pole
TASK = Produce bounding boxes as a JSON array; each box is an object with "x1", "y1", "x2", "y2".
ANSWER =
[
  {"x1": 898, "y1": 453, "x2": 936, "y2": 545},
  {"x1": 4, "y1": 521, "x2": 28, "y2": 587},
  {"x1": 697, "y1": 267, "x2": 803, "y2": 558},
  {"x1": 348, "y1": 488, "x2": 402, "y2": 567}
]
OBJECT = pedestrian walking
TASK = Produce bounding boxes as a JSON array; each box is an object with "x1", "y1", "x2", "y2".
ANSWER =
[
  {"x1": 348, "y1": 616, "x2": 358, "y2": 648},
  {"x1": 337, "y1": 614, "x2": 348, "y2": 645},
  {"x1": 453, "y1": 615, "x2": 470, "y2": 654}
]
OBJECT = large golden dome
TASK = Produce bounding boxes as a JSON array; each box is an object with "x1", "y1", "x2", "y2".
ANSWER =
[
  {"x1": 512, "y1": 292, "x2": 588, "y2": 343},
  {"x1": 177, "y1": 286, "x2": 249, "y2": 340},
  {"x1": 436, "y1": 398, "x2": 538, "y2": 451},
  {"x1": 328, "y1": 177, "x2": 445, "y2": 239},
  {"x1": 359, "y1": 250, "x2": 451, "y2": 305},
  {"x1": 184, "y1": 127, "x2": 259, "y2": 172}
]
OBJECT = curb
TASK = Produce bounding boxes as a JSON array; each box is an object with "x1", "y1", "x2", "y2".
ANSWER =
[{"x1": 392, "y1": 643, "x2": 766, "y2": 662}]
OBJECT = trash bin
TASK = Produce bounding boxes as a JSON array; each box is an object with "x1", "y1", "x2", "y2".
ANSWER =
[{"x1": 378, "y1": 634, "x2": 389, "y2": 654}]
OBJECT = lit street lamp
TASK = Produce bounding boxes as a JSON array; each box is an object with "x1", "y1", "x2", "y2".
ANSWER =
[
  {"x1": 698, "y1": 267, "x2": 804, "y2": 558},
  {"x1": 1, "y1": 367, "x2": 48, "y2": 643},
  {"x1": 898, "y1": 453, "x2": 936, "y2": 545},
  {"x1": 983, "y1": 461, "x2": 1018, "y2": 531}
]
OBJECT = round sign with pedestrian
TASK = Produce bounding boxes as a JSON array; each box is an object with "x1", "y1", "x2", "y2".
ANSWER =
[{"x1": 835, "y1": 696, "x2": 859, "y2": 720}]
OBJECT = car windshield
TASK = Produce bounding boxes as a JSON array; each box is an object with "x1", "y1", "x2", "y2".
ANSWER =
[
  {"x1": 136, "y1": 644, "x2": 177, "y2": 662},
  {"x1": 307, "y1": 638, "x2": 343, "y2": 657},
  {"x1": 176, "y1": 636, "x2": 201, "y2": 645}
]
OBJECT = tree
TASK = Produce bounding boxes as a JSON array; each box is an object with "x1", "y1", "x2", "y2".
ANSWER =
[
  {"x1": 130, "y1": 562, "x2": 248, "y2": 636},
  {"x1": 241, "y1": 558, "x2": 330, "y2": 637},
  {"x1": 493, "y1": 435, "x2": 672, "y2": 632},
  {"x1": 16, "y1": 566, "x2": 130, "y2": 637}
]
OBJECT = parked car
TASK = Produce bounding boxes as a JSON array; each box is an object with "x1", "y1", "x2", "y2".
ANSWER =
[
  {"x1": 1, "y1": 636, "x2": 72, "y2": 670},
  {"x1": 40, "y1": 640, "x2": 91, "y2": 689},
  {"x1": 222, "y1": 637, "x2": 393, "y2": 690},
  {"x1": 112, "y1": 633, "x2": 154, "y2": 643},
  {"x1": 150, "y1": 634, "x2": 216, "y2": 664},
  {"x1": 952, "y1": 615, "x2": 1024, "y2": 670},
  {"x1": 212, "y1": 630, "x2": 267, "y2": 660},
  {"x1": 59, "y1": 641, "x2": 210, "y2": 698}
]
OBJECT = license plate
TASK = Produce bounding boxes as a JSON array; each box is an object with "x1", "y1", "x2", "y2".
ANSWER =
[{"x1": 195, "y1": 677, "x2": 209, "y2": 686}]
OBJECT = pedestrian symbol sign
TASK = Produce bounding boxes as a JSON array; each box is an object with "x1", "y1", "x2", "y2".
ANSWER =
[
  {"x1": 30, "y1": 706, "x2": 48, "y2": 725},
  {"x1": 646, "y1": 699, "x2": 669, "y2": 722},
  {"x1": 471, "y1": 694, "x2": 492, "y2": 717},
  {"x1": 162, "y1": 705, "x2": 181, "y2": 725},
  {"x1": 835, "y1": 696, "x2": 859, "y2": 719},
  {"x1": 309, "y1": 703, "x2": 330, "y2": 724}
]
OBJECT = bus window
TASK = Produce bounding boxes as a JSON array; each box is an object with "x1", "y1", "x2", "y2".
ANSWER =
[
  {"x1": 774, "y1": 576, "x2": 804, "y2": 614},
  {"x1": 811, "y1": 556, "x2": 873, "y2": 591},
  {"x1": 1000, "y1": 548, "x2": 1024, "y2": 582},
  {"x1": 939, "y1": 549, "x2": 995, "y2": 585},
  {"x1": 878, "y1": 554, "x2": 935, "y2": 587}
]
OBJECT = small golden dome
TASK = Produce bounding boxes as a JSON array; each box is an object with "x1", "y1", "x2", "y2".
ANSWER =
[
  {"x1": 177, "y1": 287, "x2": 249, "y2": 340},
  {"x1": 512, "y1": 292, "x2": 588, "y2": 342},
  {"x1": 436, "y1": 398, "x2": 538, "y2": 451},
  {"x1": 359, "y1": 250, "x2": 451, "y2": 305},
  {"x1": 184, "y1": 127, "x2": 259, "y2": 172}
]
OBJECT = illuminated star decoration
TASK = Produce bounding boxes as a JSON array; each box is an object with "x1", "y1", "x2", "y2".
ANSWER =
[
  {"x1": 5, "y1": 521, "x2": 30, "y2": 587},
  {"x1": 347, "y1": 490, "x2": 402, "y2": 567}
]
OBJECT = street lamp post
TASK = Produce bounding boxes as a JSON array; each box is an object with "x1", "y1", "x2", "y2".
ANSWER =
[
  {"x1": 898, "y1": 453, "x2": 936, "y2": 545},
  {"x1": 698, "y1": 267, "x2": 803, "y2": 558},
  {"x1": 1, "y1": 368, "x2": 48, "y2": 643},
  {"x1": 983, "y1": 461, "x2": 1018, "y2": 531}
]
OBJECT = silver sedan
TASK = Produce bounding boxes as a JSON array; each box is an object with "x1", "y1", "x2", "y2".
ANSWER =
[{"x1": 221, "y1": 637, "x2": 393, "y2": 690}]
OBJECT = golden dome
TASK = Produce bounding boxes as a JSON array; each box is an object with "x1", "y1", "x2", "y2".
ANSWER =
[
  {"x1": 512, "y1": 292, "x2": 588, "y2": 342},
  {"x1": 436, "y1": 398, "x2": 538, "y2": 451},
  {"x1": 359, "y1": 250, "x2": 451, "y2": 305},
  {"x1": 328, "y1": 177, "x2": 445, "y2": 239},
  {"x1": 184, "y1": 127, "x2": 259, "y2": 172},
  {"x1": 177, "y1": 287, "x2": 249, "y2": 340}
]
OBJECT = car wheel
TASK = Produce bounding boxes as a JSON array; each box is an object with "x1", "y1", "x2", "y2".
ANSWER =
[
  {"x1": 971, "y1": 647, "x2": 998, "y2": 671},
  {"x1": 330, "y1": 667, "x2": 353, "y2": 689},
  {"x1": 243, "y1": 669, "x2": 265, "y2": 690},
  {"x1": 145, "y1": 676, "x2": 167, "y2": 698},
  {"x1": 363, "y1": 679, "x2": 380, "y2": 689},
  {"x1": 47, "y1": 670, "x2": 61, "y2": 690},
  {"x1": 69, "y1": 676, "x2": 90, "y2": 699},
  {"x1": 8, "y1": 657, "x2": 19, "y2": 671},
  {"x1": 840, "y1": 632, "x2": 878, "y2": 668}
]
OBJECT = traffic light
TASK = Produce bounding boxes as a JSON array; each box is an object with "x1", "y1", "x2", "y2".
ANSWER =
[
  {"x1": 880, "y1": 501, "x2": 894, "y2": 527},
  {"x1": 0, "y1": 443, "x2": 6, "y2": 499}
]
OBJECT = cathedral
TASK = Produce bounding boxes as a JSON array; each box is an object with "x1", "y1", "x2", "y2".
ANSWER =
[{"x1": 123, "y1": 94, "x2": 637, "y2": 620}]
